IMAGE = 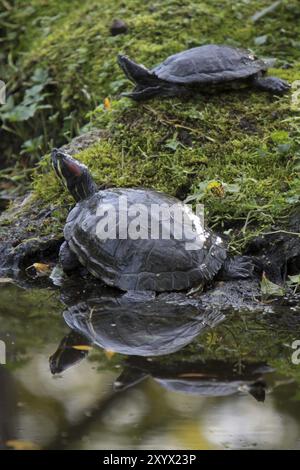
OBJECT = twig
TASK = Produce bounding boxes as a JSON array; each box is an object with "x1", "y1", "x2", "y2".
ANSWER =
[{"x1": 144, "y1": 105, "x2": 216, "y2": 142}]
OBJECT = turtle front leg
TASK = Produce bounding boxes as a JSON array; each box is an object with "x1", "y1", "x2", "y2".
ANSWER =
[
  {"x1": 59, "y1": 241, "x2": 81, "y2": 273},
  {"x1": 217, "y1": 256, "x2": 255, "y2": 281},
  {"x1": 252, "y1": 76, "x2": 290, "y2": 94}
]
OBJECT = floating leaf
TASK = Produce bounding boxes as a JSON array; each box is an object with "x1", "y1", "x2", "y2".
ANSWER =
[
  {"x1": 72, "y1": 345, "x2": 92, "y2": 351},
  {"x1": 104, "y1": 349, "x2": 115, "y2": 359},
  {"x1": 6, "y1": 439, "x2": 40, "y2": 450}
]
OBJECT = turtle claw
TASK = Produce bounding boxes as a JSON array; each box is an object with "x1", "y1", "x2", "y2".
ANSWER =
[
  {"x1": 218, "y1": 256, "x2": 255, "y2": 281},
  {"x1": 187, "y1": 283, "x2": 204, "y2": 296},
  {"x1": 121, "y1": 85, "x2": 162, "y2": 101},
  {"x1": 254, "y1": 76, "x2": 290, "y2": 95}
]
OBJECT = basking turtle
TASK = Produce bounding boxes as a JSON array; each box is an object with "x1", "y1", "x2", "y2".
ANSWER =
[
  {"x1": 118, "y1": 44, "x2": 290, "y2": 101},
  {"x1": 52, "y1": 149, "x2": 254, "y2": 292}
]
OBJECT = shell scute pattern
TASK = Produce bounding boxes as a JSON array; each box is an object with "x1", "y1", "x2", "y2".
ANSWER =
[
  {"x1": 66, "y1": 188, "x2": 227, "y2": 291},
  {"x1": 153, "y1": 45, "x2": 266, "y2": 85}
]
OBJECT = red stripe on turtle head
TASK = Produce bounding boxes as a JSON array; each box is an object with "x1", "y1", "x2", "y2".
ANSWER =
[{"x1": 63, "y1": 158, "x2": 84, "y2": 177}]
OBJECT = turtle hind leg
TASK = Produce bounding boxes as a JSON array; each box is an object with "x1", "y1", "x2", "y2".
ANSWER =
[
  {"x1": 217, "y1": 255, "x2": 255, "y2": 281},
  {"x1": 123, "y1": 83, "x2": 188, "y2": 101},
  {"x1": 118, "y1": 54, "x2": 157, "y2": 85},
  {"x1": 252, "y1": 75, "x2": 290, "y2": 94},
  {"x1": 59, "y1": 241, "x2": 81, "y2": 273},
  {"x1": 122, "y1": 84, "x2": 164, "y2": 101},
  {"x1": 118, "y1": 54, "x2": 175, "y2": 101}
]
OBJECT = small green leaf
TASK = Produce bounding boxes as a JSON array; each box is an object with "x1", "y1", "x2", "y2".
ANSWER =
[
  {"x1": 270, "y1": 130, "x2": 290, "y2": 144},
  {"x1": 288, "y1": 274, "x2": 300, "y2": 285},
  {"x1": 261, "y1": 273, "x2": 285, "y2": 298},
  {"x1": 165, "y1": 138, "x2": 180, "y2": 151}
]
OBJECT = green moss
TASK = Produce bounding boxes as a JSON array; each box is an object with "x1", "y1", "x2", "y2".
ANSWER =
[{"x1": 4, "y1": 0, "x2": 300, "y2": 247}]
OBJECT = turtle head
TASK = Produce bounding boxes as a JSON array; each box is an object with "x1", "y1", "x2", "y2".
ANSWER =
[{"x1": 51, "y1": 148, "x2": 97, "y2": 202}]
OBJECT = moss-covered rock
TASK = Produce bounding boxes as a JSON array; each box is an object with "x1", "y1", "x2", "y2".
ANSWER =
[{"x1": 1, "y1": 0, "x2": 300, "y2": 252}]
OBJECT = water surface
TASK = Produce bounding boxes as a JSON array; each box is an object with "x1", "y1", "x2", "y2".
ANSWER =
[{"x1": 1, "y1": 283, "x2": 300, "y2": 450}]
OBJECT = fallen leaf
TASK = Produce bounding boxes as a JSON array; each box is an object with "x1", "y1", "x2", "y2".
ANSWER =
[
  {"x1": 261, "y1": 272, "x2": 285, "y2": 298},
  {"x1": 288, "y1": 274, "x2": 300, "y2": 284},
  {"x1": 104, "y1": 97, "x2": 111, "y2": 110},
  {"x1": 33, "y1": 262, "x2": 51, "y2": 273},
  {"x1": 104, "y1": 349, "x2": 115, "y2": 359},
  {"x1": 6, "y1": 439, "x2": 40, "y2": 450},
  {"x1": 26, "y1": 262, "x2": 52, "y2": 277}
]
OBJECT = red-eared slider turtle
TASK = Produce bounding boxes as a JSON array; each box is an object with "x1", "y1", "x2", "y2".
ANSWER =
[
  {"x1": 52, "y1": 149, "x2": 254, "y2": 292},
  {"x1": 118, "y1": 44, "x2": 290, "y2": 101}
]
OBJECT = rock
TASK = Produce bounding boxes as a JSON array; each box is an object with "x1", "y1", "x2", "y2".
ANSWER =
[
  {"x1": 59, "y1": 129, "x2": 106, "y2": 155},
  {"x1": 246, "y1": 206, "x2": 300, "y2": 284},
  {"x1": 0, "y1": 130, "x2": 105, "y2": 279},
  {"x1": 110, "y1": 19, "x2": 128, "y2": 36}
]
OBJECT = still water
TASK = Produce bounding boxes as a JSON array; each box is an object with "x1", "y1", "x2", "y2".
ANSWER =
[{"x1": 1, "y1": 282, "x2": 300, "y2": 450}]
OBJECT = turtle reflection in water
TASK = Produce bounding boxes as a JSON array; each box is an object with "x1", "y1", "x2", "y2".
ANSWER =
[
  {"x1": 50, "y1": 286, "x2": 268, "y2": 402},
  {"x1": 115, "y1": 358, "x2": 269, "y2": 403},
  {"x1": 50, "y1": 310, "x2": 268, "y2": 403},
  {"x1": 50, "y1": 289, "x2": 224, "y2": 364}
]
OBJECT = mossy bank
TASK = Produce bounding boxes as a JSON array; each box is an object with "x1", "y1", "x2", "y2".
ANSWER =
[{"x1": 1, "y1": 0, "x2": 300, "y2": 255}]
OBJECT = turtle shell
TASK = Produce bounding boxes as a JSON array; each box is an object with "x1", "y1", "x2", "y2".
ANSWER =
[
  {"x1": 63, "y1": 291, "x2": 224, "y2": 356},
  {"x1": 64, "y1": 188, "x2": 227, "y2": 292},
  {"x1": 153, "y1": 44, "x2": 267, "y2": 85}
]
